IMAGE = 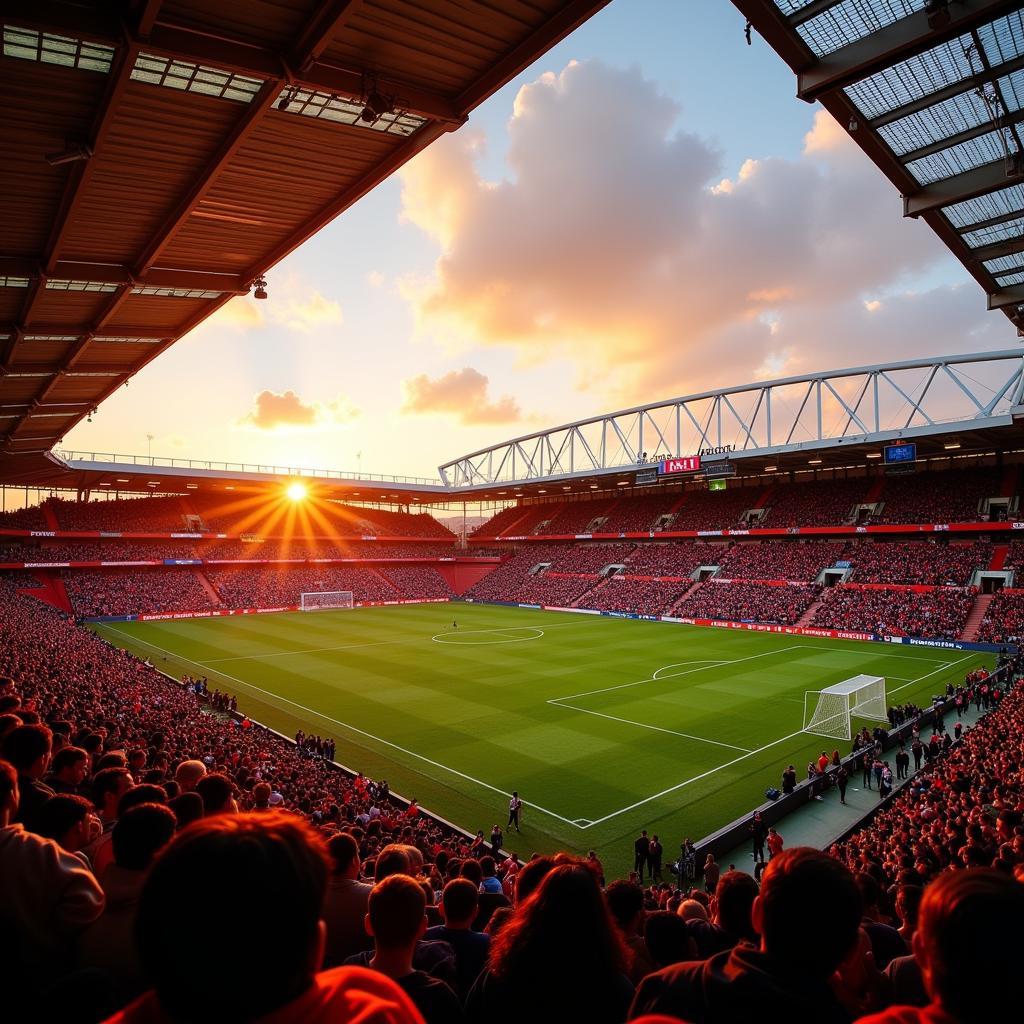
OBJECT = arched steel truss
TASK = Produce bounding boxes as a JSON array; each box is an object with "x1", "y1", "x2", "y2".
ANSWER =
[{"x1": 438, "y1": 350, "x2": 1024, "y2": 488}]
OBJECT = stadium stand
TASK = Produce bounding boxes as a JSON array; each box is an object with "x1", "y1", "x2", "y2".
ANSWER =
[
  {"x1": 587, "y1": 578, "x2": 693, "y2": 616},
  {"x1": 207, "y1": 567, "x2": 400, "y2": 608},
  {"x1": 761, "y1": 477, "x2": 868, "y2": 527},
  {"x1": 977, "y1": 591, "x2": 1024, "y2": 644},
  {"x1": 378, "y1": 566, "x2": 455, "y2": 600},
  {"x1": 876, "y1": 469, "x2": 1003, "y2": 525},
  {"x1": 622, "y1": 541, "x2": 715, "y2": 576},
  {"x1": 64, "y1": 571, "x2": 218, "y2": 618},
  {"x1": 3, "y1": 566, "x2": 1022, "y2": 1021},
  {"x1": 810, "y1": 586, "x2": 975, "y2": 641},
  {"x1": 717, "y1": 541, "x2": 841, "y2": 581},
  {"x1": 672, "y1": 581, "x2": 819, "y2": 625},
  {"x1": 847, "y1": 542, "x2": 992, "y2": 587},
  {"x1": 601, "y1": 494, "x2": 680, "y2": 533}
]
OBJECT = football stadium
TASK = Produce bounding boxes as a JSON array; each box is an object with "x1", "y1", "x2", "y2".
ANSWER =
[{"x1": 2, "y1": 2, "x2": 1024, "y2": 1023}]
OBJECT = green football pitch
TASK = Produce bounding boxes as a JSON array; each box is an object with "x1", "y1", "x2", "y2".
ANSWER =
[{"x1": 92, "y1": 604, "x2": 991, "y2": 878}]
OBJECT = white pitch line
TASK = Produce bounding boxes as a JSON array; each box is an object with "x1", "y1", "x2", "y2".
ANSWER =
[
  {"x1": 555, "y1": 702, "x2": 752, "y2": 752},
  {"x1": 99, "y1": 624, "x2": 582, "y2": 829},
  {"x1": 579, "y1": 727, "x2": 810, "y2": 829},
  {"x1": 200, "y1": 617, "x2": 593, "y2": 665},
  {"x1": 887, "y1": 653, "x2": 975, "y2": 695},
  {"x1": 549, "y1": 646, "x2": 806, "y2": 703},
  {"x1": 573, "y1": 652, "x2": 978, "y2": 828}
]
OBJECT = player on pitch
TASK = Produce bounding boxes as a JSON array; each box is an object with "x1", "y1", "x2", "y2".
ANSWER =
[{"x1": 508, "y1": 791, "x2": 523, "y2": 832}]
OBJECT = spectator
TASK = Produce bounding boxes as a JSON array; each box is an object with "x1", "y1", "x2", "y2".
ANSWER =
[
  {"x1": 425, "y1": 878, "x2": 490, "y2": 999},
  {"x1": 77, "y1": 803, "x2": 177, "y2": 1006},
  {"x1": 194, "y1": 772, "x2": 237, "y2": 816},
  {"x1": 0, "y1": 758, "x2": 104, "y2": 1004},
  {"x1": 2, "y1": 722, "x2": 54, "y2": 828},
  {"x1": 857, "y1": 869, "x2": 1024, "y2": 1024},
  {"x1": 629, "y1": 848, "x2": 863, "y2": 1023},
  {"x1": 33, "y1": 793, "x2": 97, "y2": 855},
  {"x1": 687, "y1": 871, "x2": 759, "y2": 960},
  {"x1": 642, "y1": 911, "x2": 696, "y2": 969},
  {"x1": 173, "y1": 759, "x2": 206, "y2": 792},
  {"x1": 46, "y1": 745, "x2": 90, "y2": 794},
  {"x1": 109, "y1": 812, "x2": 424, "y2": 1024},
  {"x1": 467, "y1": 861, "x2": 633, "y2": 1023},
  {"x1": 606, "y1": 880, "x2": 655, "y2": 984},
  {"x1": 323, "y1": 831, "x2": 374, "y2": 967},
  {"x1": 361, "y1": 874, "x2": 463, "y2": 1024},
  {"x1": 702, "y1": 853, "x2": 720, "y2": 893}
]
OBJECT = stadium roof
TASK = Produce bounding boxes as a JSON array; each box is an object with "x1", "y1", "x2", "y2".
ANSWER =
[
  {"x1": 0, "y1": 0, "x2": 611, "y2": 478},
  {"x1": 3, "y1": 349, "x2": 1023, "y2": 503},
  {"x1": 734, "y1": 0, "x2": 1024, "y2": 331}
]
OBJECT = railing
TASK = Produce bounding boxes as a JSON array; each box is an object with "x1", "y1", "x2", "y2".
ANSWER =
[{"x1": 54, "y1": 450, "x2": 442, "y2": 486}]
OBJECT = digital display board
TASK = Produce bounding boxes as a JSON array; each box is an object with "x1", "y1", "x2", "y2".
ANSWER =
[{"x1": 884, "y1": 443, "x2": 917, "y2": 464}]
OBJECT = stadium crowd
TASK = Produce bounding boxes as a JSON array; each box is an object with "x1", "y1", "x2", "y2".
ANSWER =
[
  {"x1": 206, "y1": 567, "x2": 400, "y2": 608},
  {"x1": 717, "y1": 541, "x2": 840, "y2": 582},
  {"x1": 1, "y1": 567, "x2": 1021, "y2": 1023},
  {"x1": 847, "y1": 542, "x2": 991, "y2": 587},
  {"x1": 760, "y1": 478, "x2": 869, "y2": 528},
  {"x1": 64, "y1": 571, "x2": 217, "y2": 619},
  {"x1": 810, "y1": 587, "x2": 975, "y2": 640},
  {"x1": 977, "y1": 590, "x2": 1024, "y2": 643},
  {"x1": 587, "y1": 578, "x2": 693, "y2": 617},
  {"x1": 672, "y1": 581, "x2": 819, "y2": 625}
]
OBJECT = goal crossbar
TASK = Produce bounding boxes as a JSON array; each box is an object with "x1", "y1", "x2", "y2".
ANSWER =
[
  {"x1": 803, "y1": 674, "x2": 888, "y2": 741},
  {"x1": 300, "y1": 590, "x2": 354, "y2": 611}
]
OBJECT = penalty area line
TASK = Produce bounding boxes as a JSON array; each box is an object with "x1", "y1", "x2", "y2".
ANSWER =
[{"x1": 98, "y1": 625, "x2": 584, "y2": 830}]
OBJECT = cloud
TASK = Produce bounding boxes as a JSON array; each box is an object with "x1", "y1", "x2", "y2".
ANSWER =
[
  {"x1": 211, "y1": 296, "x2": 264, "y2": 329},
  {"x1": 399, "y1": 59, "x2": 1012, "y2": 404},
  {"x1": 238, "y1": 389, "x2": 360, "y2": 431},
  {"x1": 401, "y1": 367, "x2": 522, "y2": 424},
  {"x1": 269, "y1": 289, "x2": 343, "y2": 333}
]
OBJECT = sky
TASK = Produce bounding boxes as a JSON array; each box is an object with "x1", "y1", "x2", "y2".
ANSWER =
[{"x1": 61, "y1": 0, "x2": 1016, "y2": 481}]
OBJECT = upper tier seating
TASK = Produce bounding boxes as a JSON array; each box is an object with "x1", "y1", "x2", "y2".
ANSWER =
[{"x1": 717, "y1": 541, "x2": 843, "y2": 581}]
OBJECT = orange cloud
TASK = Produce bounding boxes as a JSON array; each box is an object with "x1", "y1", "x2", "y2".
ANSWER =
[
  {"x1": 398, "y1": 60, "x2": 988, "y2": 404},
  {"x1": 401, "y1": 367, "x2": 521, "y2": 424},
  {"x1": 239, "y1": 389, "x2": 359, "y2": 431}
]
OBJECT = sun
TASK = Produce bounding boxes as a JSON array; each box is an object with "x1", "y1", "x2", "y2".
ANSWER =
[{"x1": 285, "y1": 482, "x2": 307, "y2": 502}]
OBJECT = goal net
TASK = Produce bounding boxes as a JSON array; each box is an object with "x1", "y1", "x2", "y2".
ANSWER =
[
  {"x1": 803, "y1": 674, "x2": 888, "y2": 741},
  {"x1": 300, "y1": 591, "x2": 354, "y2": 612}
]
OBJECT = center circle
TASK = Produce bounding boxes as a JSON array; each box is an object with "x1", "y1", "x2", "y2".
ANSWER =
[{"x1": 432, "y1": 627, "x2": 545, "y2": 645}]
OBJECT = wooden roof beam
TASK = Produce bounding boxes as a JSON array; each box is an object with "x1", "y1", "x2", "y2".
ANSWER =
[
  {"x1": 289, "y1": 0, "x2": 365, "y2": 73},
  {"x1": 44, "y1": 41, "x2": 142, "y2": 274},
  {"x1": 135, "y1": 80, "x2": 282, "y2": 274}
]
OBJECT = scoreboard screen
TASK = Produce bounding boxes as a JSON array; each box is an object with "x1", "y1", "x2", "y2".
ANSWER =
[{"x1": 884, "y1": 443, "x2": 917, "y2": 465}]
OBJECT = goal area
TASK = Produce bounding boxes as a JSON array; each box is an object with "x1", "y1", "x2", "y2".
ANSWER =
[
  {"x1": 300, "y1": 591, "x2": 354, "y2": 612},
  {"x1": 803, "y1": 674, "x2": 889, "y2": 741}
]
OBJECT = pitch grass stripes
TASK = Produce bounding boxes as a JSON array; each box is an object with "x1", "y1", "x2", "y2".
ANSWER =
[{"x1": 95, "y1": 613, "x2": 976, "y2": 833}]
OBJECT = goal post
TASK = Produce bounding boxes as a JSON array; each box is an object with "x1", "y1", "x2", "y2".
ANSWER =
[
  {"x1": 300, "y1": 591, "x2": 354, "y2": 612},
  {"x1": 803, "y1": 674, "x2": 888, "y2": 741}
]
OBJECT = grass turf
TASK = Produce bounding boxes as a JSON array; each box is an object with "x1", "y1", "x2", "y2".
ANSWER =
[{"x1": 92, "y1": 603, "x2": 991, "y2": 878}]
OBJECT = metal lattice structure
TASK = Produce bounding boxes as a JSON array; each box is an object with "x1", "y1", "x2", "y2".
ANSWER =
[
  {"x1": 438, "y1": 349, "x2": 1024, "y2": 487},
  {"x1": 734, "y1": 0, "x2": 1024, "y2": 331}
]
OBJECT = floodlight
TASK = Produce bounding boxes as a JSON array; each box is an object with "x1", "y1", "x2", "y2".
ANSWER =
[
  {"x1": 360, "y1": 90, "x2": 393, "y2": 124},
  {"x1": 253, "y1": 276, "x2": 268, "y2": 300}
]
